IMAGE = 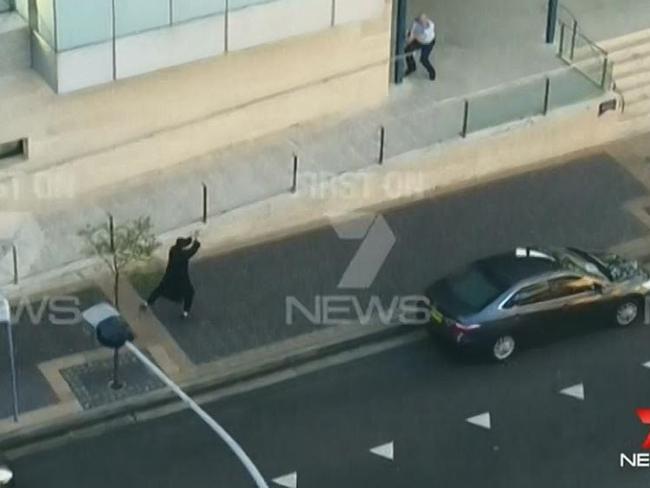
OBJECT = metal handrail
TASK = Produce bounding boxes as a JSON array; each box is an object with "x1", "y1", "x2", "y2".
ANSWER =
[{"x1": 556, "y1": 3, "x2": 607, "y2": 57}]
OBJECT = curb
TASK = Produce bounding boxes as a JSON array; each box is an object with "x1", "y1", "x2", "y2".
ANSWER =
[{"x1": 0, "y1": 322, "x2": 422, "y2": 452}]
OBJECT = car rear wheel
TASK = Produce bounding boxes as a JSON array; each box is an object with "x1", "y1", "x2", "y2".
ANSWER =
[
  {"x1": 616, "y1": 301, "x2": 639, "y2": 327},
  {"x1": 492, "y1": 335, "x2": 515, "y2": 361}
]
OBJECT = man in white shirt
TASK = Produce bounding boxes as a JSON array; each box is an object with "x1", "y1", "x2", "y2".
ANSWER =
[{"x1": 405, "y1": 13, "x2": 436, "y2": 81}]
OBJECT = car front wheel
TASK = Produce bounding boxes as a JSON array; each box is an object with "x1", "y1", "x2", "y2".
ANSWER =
[
  {"x1": 492, "y1": 335, "x2": 516, "y2": 361},
  {"x1": 616, "y1": 300, "x2": 639, "y2": 327}
]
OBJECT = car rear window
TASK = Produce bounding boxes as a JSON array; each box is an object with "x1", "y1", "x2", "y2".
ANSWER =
[{"x1": 444, "y1": 265, "x2": 504, "y2": 314}]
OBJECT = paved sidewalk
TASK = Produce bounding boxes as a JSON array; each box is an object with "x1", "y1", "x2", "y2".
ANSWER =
[{"x1": 0, "y1": 62, "x2": 600, "y2": 285}]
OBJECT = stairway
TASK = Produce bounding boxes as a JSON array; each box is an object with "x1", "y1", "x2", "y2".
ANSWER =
[{"x1": 600, "y1": 28, "x2": 650, "y2": 120}]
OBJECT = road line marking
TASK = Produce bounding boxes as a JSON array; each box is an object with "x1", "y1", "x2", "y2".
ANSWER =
[
  {"x1": 643, "y1": 361, "x2": 650, "y2": 369},
  {"x1": 370, "y1": 441, "x2": 394, "y2": 461},
  {"x1": 272, "y1": 472, "x2": 298, "y2": 488},
  {"x1": 559, "y1": 383, "x2": 585, "y2": 400},
  {"x1": 466, "y1": 412, "x2": 491, "y2": 430}
]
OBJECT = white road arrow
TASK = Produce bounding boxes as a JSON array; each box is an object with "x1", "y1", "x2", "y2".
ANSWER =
[
  {"x1": 559, "y1": 383, "x2": 585, "y2": 400},
  {"x1": 643, "y1": 361, "x2": 650, "y2": 369},
  {"x1": 272, "y1": 472, "x2": 297, "y2": 488},
  {"x1": 370, "y1": 441, "x2": 394, "y2": 461},
  {"x1": 466, "y1": 412, "x2": 491, "y2": 430}
]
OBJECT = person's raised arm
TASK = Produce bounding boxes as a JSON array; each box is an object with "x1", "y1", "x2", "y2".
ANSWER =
[{"x1": 186, "y1": 238, "x2": 201, "y2": 258}]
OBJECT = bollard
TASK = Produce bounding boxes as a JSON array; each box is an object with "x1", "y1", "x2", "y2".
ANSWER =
[
  {"x1": 461, "y1": 100, "x2": 469, "y2": 138},
  {"x1": 291, "y1": 154, "x2": 298, "y2": 194},
  {"x1": 543, "y1": 77, "x2": 551, "y2": 115},
  {"x1": 11, "y1": 244, "x2": 18, "y2": 285},
  {"x1": 202, "y1": 183, "x2": 208, "y2": 224},
  {"x1": 378, "y1": 126, "x2": 385, "y2": 165},
  {"x1": 570, "y1": 20, "x2": 578, "y2": 61}
]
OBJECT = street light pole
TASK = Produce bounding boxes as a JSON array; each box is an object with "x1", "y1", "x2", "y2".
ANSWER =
[{"x1": 0, "y1": 296, "x2": 19, "y2": 422}]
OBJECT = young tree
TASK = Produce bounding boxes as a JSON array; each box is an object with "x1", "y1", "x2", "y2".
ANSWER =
[{"x1": 79, "y1": 216, "x2": 160, "y2": 309}]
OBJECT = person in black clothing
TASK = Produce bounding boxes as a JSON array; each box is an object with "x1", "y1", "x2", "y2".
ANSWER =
[{"x1": 143, "y1": 234, "x2": 201, "y2": 318}]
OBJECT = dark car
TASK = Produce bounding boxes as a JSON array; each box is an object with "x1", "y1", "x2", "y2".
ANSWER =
[
  {"x1": 426, "y1": 246, "x2": 650, "y2": 361},
  {"x1": 0, "y1": 454, "x2": 13, "y2": 487}
]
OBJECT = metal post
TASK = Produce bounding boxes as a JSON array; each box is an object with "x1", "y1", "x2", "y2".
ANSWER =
[
  {"x1": 111, "y1": 0, "x2": 116, "y2": 80},
  {"x1": 291, "y1": 154, "x2": 298, "y2": 194},
  {"x1": 545, "y1": 0, "x2": 558, "y2": 43},
  {"x1": 570, "y1": 20, "x2": 578, "y2": 61},
  {"x1": 558, "y1": 22, "x2": 565, "y2": 58},
  {"x1": 378, "y1": 126, "x2": 385, "y2": 165},
  {"x1": 6, "y1": 321, "x2": 19, "y2": 422},
  {"x1": 202, "y1": 183, "x2": 208, "y2": 224},
  {"x1": 601, "y1": 57, "x2": 609, "y2": 89},
  {"x1": 543, "y1": 77, "x2": 551, "y2": 115},
  {"x1": 394, "y1": 0, "x2": 407, "y2": 84},
  {"x1": 461, "y1": 100, "x2": 469, "y2": 138},
  {"x1": 12, "y1": 244, "x2": 18, "y2": 285},
  {"x1": 1, "y1": 298, "x2": 18, "y2": 423}
]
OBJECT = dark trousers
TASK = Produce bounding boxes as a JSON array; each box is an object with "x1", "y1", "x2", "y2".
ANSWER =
[
  {"x1": 405, "y1": 39, "x2": 436, "y2": 79},
  {"x1": 147, "y1": 284, "x2": 195, "y2": 313}
]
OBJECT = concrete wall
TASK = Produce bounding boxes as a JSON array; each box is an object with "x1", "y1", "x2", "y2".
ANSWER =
[
  {"x1": 0, "y1": 0, "x2": 392, "y2": 198},
  {"x1": 29, "y1": 0, "x2": 385, "y2": 93},
  {"x1": 115, "y1": 14, "x2": 225, "y2": 80},
  {"x1": 0, "y1": 12, "x2": 30, "y2": 71}
]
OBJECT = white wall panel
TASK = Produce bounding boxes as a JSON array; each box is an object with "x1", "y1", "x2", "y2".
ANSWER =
[
  {"x1": 334, "y1": 0, "x2": 384, "y2": 25},
  {"x1": 57, "y1": 42, "x2": 113, "y2": 93},
  {"x1": 115, "y1": 15, "x2": 225, "y2": 79},
  {"x1": 228, "y1": 0, "x2": 332, "y2": 52},
  {"x1": 30, "y1": 32, "x2": 58, "y2": 90}
]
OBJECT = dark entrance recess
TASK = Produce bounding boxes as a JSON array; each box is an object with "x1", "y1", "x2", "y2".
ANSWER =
[{"x1": 0, "y1": 138, "x2": 27, "y2": 161}]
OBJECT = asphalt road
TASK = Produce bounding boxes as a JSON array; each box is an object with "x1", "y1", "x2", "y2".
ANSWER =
[{"x1": 10, "y1": 317, "x2": 650, "y2": 488}]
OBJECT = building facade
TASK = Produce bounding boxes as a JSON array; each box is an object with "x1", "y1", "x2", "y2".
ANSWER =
[{"x1": 0, "y1": 0, "x2": 393, "y2": 198}]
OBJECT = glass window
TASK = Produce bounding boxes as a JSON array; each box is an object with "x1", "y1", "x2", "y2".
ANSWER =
[
  {"x1": 34, "y1": 0, "x2": 56, "y2": 48},
  {"x1": 114, "y1": 0, "x2": 170, "y2": 37},
  {"x1": 547, "y1": 276, "x2": 596, "y2": 299},
  {"x1": 172, "y1": 0, "x2": 226, "y2": 23},
  {"x1": 507, "y1": 282, "x2": 550, "y2": 308},
  {"x1": 15, "y1": 0, "x2": 28, "y2": 19},
  {"x1": 56, "y1": 0, "x2": 113, "y2": 51},
  {"x1": 445, "y1": 266, "x2": 504, "y2": 313}
]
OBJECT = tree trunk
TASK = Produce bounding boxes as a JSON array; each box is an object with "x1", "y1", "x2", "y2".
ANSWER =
[{"x1": 114, "y1": 269, "x2": 120, "y2": 310}]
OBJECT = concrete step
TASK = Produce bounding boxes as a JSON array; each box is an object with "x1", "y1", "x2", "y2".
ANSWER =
[
  {"x1": 623, "y1": 94, "x2": 650, "y2": 119},
  {"x1": 623, "y1": 84, "x2": 650, "y2": 105},
  {"x1": 600, "y1": 27, "x2": 650, "y2": 55},
  {"x1": 615, "y1": 68, "x2": 650, "y2": 92},
  {"x1": 613, "y1": 51, "x2": 650, "y2": 79},
  {"x1": 608, "y1": 40, "x2": 650, "y2": 64}
]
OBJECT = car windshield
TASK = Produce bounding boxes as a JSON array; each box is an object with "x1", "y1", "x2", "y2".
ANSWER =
[
  {"x1": 557, "y1": 248, "x2": 610, "y2": 280},
  {"x1": 442, "y1": 264, "x2": 504, "y2": 314}
]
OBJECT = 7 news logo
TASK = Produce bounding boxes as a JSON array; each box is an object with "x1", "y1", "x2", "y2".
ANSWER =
[{"x1": 620, "y1": 409, "x2": 650, "y2": 467}]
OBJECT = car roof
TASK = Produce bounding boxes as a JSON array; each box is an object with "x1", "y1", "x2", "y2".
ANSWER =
[{"x1": 474, "y1": 247, "x2": 563, "y2": 290}]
